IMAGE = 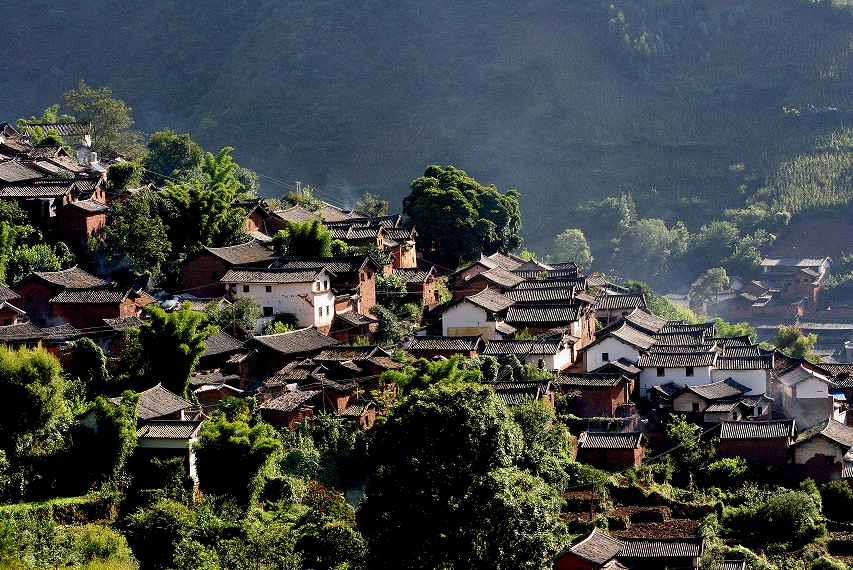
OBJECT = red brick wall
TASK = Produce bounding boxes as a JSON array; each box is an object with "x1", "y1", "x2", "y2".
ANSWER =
[
  {"x1": 12, "y1": 281, "x2": 57, "y2": 327},
  {"x1": 391, "y1": 242, "x2": 417, "y2": 269},
  {"x1": 56, "y1": 208, "x2": 106, "y2": 251},
  {"x1": 182, "y1": 253, "x2": 229, "y2": 298},
  {"x1": 454, "y1": 276, "x2": 502, "y2": 300},
  {"x1": 260, "y1": 407, "x2": 314, "y2": 431},
  {"x1": 553, "y1": 552, "x2": 597, "y2": 570},
  {"x1": 565, "y1": 385, "x2": 626, "y2": 417},
  {"x1": 51, "y1": 298, "x2": 137, "y2": 329},
  {"x1": 576, "y1": 447, "x2": 643, "y2": 470},
  {"x1": 720, "y1": 438, "x2": 791, "y2": 470},
  {"x1": 357, "y1": 269, "x2": 377, "y2": 314}
]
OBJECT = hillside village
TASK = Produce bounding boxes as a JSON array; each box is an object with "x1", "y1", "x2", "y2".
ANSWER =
[{"x1": 3, "y1": 117, "x2": 853, "y2": 570}]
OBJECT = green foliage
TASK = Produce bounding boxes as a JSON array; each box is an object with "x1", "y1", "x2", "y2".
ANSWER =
[
  {"x1": 403, "y1": 165, "x2": 522, "y2": 264},
  {"x1": 92, "y1": 391, "x2": 139, "y2": 482},
  {"x1": 262, "y1": 321, "x2": 295, "y2": 335},
  {"x1": 16, "y1": 104, "x2": 75, "y2": 131},
  {"x1": 272, "y1": 219, "x2": 332, "y2": 258},
  {"x1": 625, "y1": 281, "x2": 700, "y2": 323},
  {"x1": 380, "y1": 354, "x2": 482, "y2": 395},
  {"x1": 122, "y1": 499, "x2": 194, "y2": 570},
  {"x1": 354, "y1": 191, "x2": 388, "y2": 218},
  {"x1": 690, "y1": 267, "x2": 729, "y2": 303},
  {"x1": 142, "y1": 129, "x2": 204, "y2": 181},
  {"x1": 706, "y1": 457, "x2": 748, "y2": 490},
  {"x1": 715, "y1": 318, "x2": 757, "y2": 344},
  {"x1": 194, "y1": 411, "x2": 282, "y2": 505},
  {"x1": 810, "y1": 556, "x2": 848, "y2": 570},
  {"x1": 721, "y1": 489, "x2": 825, "y2": 550},
  {"x1": 614, "y1": 218, "x2": 684, "y2": 284},
  {"x1": 368, "y1": 303, "x2": 403, "y2": 345},
  {"x1": 118, "y1": 302, "x2": 217, "y2": 397},
  {"x1": 6, "y1": 243, "x2": 74, "y2": 286},
  {"x1": 72, "y1": 338, "x2": 110, "y2": 398},
  {"x1": 511, "y1": 399, "x2": 572, "y2": 491},
  {"x1": 203, "y1": 296, "x2": 260, "y2": 330},
  {"x1": 359, "y1": 382, "x2": 565, "y2": 569},
  {"x1": 687, "y1": 221, "x2": 740, "y2": 274},
  {"x1": 820, "y1": 480, "x2": 853, "y2": 522},
  {"x1": 107, "y1": 162, "x2": 143, "y2": 192},
  {"x1": 280, "y1": 187, "x2": 323, "y2": 212},
  {"x1": 772, "y1": 325, "x2": 820, "y2": 361},
  {"x1": 63, "y1": 80, "x2": 142, "y2": 156},
  {"x1": 547, "y1": 228, "x2": 593, "y2": 271},
  {"x1": 665, "y1": 415, "x2": 703, "y2": 471},
  {"x1": 0, "y1": 348, "x2": 71, "y2": 502}
]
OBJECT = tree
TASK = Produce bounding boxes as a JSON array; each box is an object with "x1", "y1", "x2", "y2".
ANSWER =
[
  {"x1": 91, "y1": 390, "x2": 139, "y2": 481},
  {"x1": 203, "y1": 296, "x2": 261, "y2": 331},
  {"x1": 773, "y1": 325, "x2": 819, "y2": 361},
  {"x1": 107, "y1": 161, "x2": 143, "y2": 192},
  {"x1": 686, "y1": 221, "x2": 740, "y2": 274},
  {"x1": 714, "y1": 318, "x2": 757, "y2": 343},
  {"x1": 142, "y1": 128, "x2": 205, "y2": 181},
  {"x1": 72, "y1": 337, "x2": 110, "y2": 397},
  {"x1": 665, "y1": 415, "x2": 704, "y2": 472},
  {"x1": 119, "y1": 302, "x2": 217, "y2": 397},
  {"x1": 62, "y1": 80, "x2": 142, "y2": 156},
  {"x1": 380, "y1": 354, "x2": 482, "y2": 395},
  {"x1": 0, "y1": 348, "x2": 71, "y2": 501},
  {"x1": 355, "y1": 191, "x2": 389, "y2": 218},
  {"x1": 403, "y1": 165, "x2": 522, "y2": 264},
  {"x1": 359, "y1": 383, "x2": 565, "y2": 569},
  {"x1": 547, "y1": 228, "x2": 593, "y2": 271},
  {"x1": 193, "y1": 409, "x2": 281, "y2": 504},
  {"x1": 368, "y1": 304, "x2": 404, "y2": 345},
  {"x1": 615, "y1": 218, "x2": 679, "y2": 284},
  {"x1": 690, "y1": 267, "x2": 728, "y2": 304},
  {"x1": 273, "y1": 219, "x2": 332, "y2": 258}
]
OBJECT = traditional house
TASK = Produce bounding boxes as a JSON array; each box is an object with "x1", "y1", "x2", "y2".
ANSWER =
[
  {"x1": 637, "y1": 349, "x2": 718, "y2": 397},
  {"x1": 505, "y1": 304, "x2": 589, "y2": 339},
  {"x1": 670, "y1": 378, "x2": 758, "y2": 424},
  {"x1": 553, "y1": 528, "x2": 625, "y2": 570},
  {"x1": 182, "y1": 239, "x2": 278, "y2": 298},
  {"x1": 0, "y1": 322, "x2": 45, "y2": 350},
  {"x1": 406, "y1": 335, "x2": 484, "y2": 360},
  {"x1": 221, "y1": 267, "x2": 336, "y2": 331},
  {"x1": 392, "y1": 267, "x2": 440, "y2": 308},
  {"x1": 594, "y1": 294, "x2": 647, "y2": 327},
  {"x1": 482, "y1": 337, "x2": 577, "y2": 371},
  {"x1": 581, "y1": 322, "x2": 657, "y2": 373},
  {"x1": 777, "y1": 364, "x2": 843, "y2": 429},
  {"x1": 273, "y1": 255, "x2": 382, "y2": 315},
  {"x1": 49, "y1": 287, "x2": 152, "y2": 329},
  {"x1": 54, "y1": 198, "x2": 108, "y2": 250},
  {"x1": 615, "y1": 538, "x2": 704, "y2": 570},
  {"x1": 242, "y1": 327, "x2": 341, "y2": 382},
  {"x1": 383, "y1": 227, "x2": 418, "y2": 269},
  {"x1": 790, "y1": 418, "x2": 853, "y2": 483},
  {"x1": 719, "y1": 419, "x2": 796, "y2": 469},
  {"x1": 575, "y1": 431, "x2": 646, "y2": 470},
  {"x1": 490, "y1": 380, "x2": 554, "y2": 408},
  {"x1": 454, "y1": 266, "x2": 524, "y2": 300},
  {"x1": 552, "y1": 373, "x2": 632, "y2": 417},
  {"x1": 442, "y1": 287, "x2": 515, "y2": 340},
  {"x1": 12, "y1": 266, "x2": 109, "y2": 327},
  {"x1": 259, "y1": 390, "x2": 320, "y2": 431},
  {"x1": 135, "y1": 420, "x2": 204, "y2": 482},
  {"x1": 340, "y1": 399, "x2": 378, "y2": 429}
]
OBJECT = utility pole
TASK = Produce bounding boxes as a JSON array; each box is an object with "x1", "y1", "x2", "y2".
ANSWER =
[{"x1": 295, "y1": 180, "x2": 301, "y2": 196}]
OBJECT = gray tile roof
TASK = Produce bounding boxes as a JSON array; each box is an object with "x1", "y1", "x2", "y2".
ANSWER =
[
  {"x1": 716, "y1": 354, "x2": 774, "y2": 370},
  {"x1": 512, "y1": 268, "x2": 581, "y2": 280},
  {"x1": 491, "y1": 380, "x2": 550, "y2": 406},
  {"x1": 553, "y1": 373, "x2": 624, "y2": 387},
  {"x1": 102, "y1": 316, "x2": 143, "y2": 331},
  {"x1": 482, "y1": 252, "x2": 525, "y2": 271},
  {"x1": 68, "y1": 198, "x2": 108, "y2": 213},
  {"x1": 260, "y1": 390, "x2": 320, "y2": 412},
  {"x1": 720, "y1": 420, "x2": 796, "y2": 440},
  {"x1": 505, "y1": 287, "x2": 576, "y2": 303},
  {"x1": 341, "y1": 400, "x2": 375, "y2": 417},
  {"x1": 621, "y1": 309, "x2": 667, "y2": 334},
  {"x1": 40, "y1": 324, "x2": 82, "y2": 341},
  {"x1": 201, "y1": 331, "x2": 244, "y2": 357},
  {"x1": 335, "y1": 310, "x2": 377, "y2": 327},
  {"x1": 0, "y1": 179, "x2": 76, "y2": 198},
  {"x1": 383, "y1": 227, "x2": 416, "y2": 241},
  {"x1": 720, "y1": 345, "x2": 765, "y2": 357},
  {"x1": 777, "y1": 364, "x2": 834, "y2": 388},
  {"x1": 595, "y1": 294, "x2": 646, "y2": 311},
  {"x1": 472, "y1": 266, "x2": 524, "y2": 289},
  {"x1": 137, "y1": 420, "x2": 203, "y2": 440},
  {"x1": 114, "y1": 383, "x2": 192, "y2": 420},
  {"x1": 461, "y1": 287, "x2": 514, "y2": 313},
  {"x1": 617, "y1": 538, "x2": 703, "y2": 559},
  {"x1": 513, "y1": 278, "x2": 587, "y2": 291},
  {"x1": 274, "y1": 255, "x2": 377, "y2": 273},
  {"x1": 659, "y1": 321, "x2": 716, "y2": 336},
  {"x1": 250, "y1": 327, "x2": 341, "y2": 356},
  {"x1": 568, "y1": 529, "x2": 623, "y2": 565},
  {"x1": 0, "y1": 282, "x2": 19, "y2": 301},
  {"x1": 274, "y1": 205, "x2": 317, "y2": 223},
  {"x1": 795, "y1": 418, "x2": 853, "y2": 449},
  {"x1": 712, "y1": 335, "x2": 753, "y2": 347},
  {"x1": 651, "y1": 382, "x2": 685, "y2": 397},
  {"x1": 392, "y1": 267, "x2": 434, "y2": 283},
  {"x1": 591, "y1": 322, "x2": 657, "y2": 351},
  {"x1": 408, "y1": 335, "x2": 483, "y2": 352},
  {"x1": 190, "y1": 369, "x2": 242, "y2": 387},
  {"x1": 638, "y1": 350, "x2": 718, "y2": 368},
  {"x1": 31, "y1": 266, "x2": 107, "y2": 289},
  {"x1": 652, "y1": 331, "x2": 708, "y2": 346},
  {"x1": 0, "y1": 160, "x2": 42, "y2": 183},
  {"x1": 505, "y1": 304, "x2": 580, "y2": 325},
  {"x1": 221, "y1": 267, "x2": 325, "y2": 284},
  {"x1": 577, "y1": 431, "x2": 644, "y2": 450},
  {"x1": 32, "y1": 122, "x2": 91, "y2": 137},
  {"x1": 205, "y1": 239, "x2": 278, "y2": 265},
  {"x1": 0, "y1": 322, "x2": 45, "y2": 342},
  {"x1": 50, "y1": 288, "x2": 129, "y2": 304},
  {"x1": 482, "y1": 338, "x2": 563, "y2": 356}
]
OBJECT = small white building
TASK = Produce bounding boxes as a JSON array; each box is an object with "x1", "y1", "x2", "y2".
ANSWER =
[
  {"x1": 221, "y1": 267, "x2": 336, "y2": 329},
  {"x1": 637, "y1": 349, "x2": 718, "y2": 397},
  {"x1": 778, "y1": 364, "x2": 845, "y2": 429},
  {"x1": 482, "y1": 336, "x2": 577, "y2": 371},
  {"x1": 581, "y1": 322, "x2": 657, "y2": 372},
  {"x1": 441, "y1": 287, "x2": 514, "y2": 340}
]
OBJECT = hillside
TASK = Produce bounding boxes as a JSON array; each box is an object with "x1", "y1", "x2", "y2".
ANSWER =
[{"x1": 3, "y1": 0, "x2": 853, "y2": 249}]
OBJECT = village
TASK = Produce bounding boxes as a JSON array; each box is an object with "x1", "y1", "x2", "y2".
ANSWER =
[{"x1": 2, "y1": 117, "x2": 853, "y2": 570}]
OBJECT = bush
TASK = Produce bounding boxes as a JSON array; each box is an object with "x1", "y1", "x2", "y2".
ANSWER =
[
  {"x1": 70, "y1": 524, "x2": 136, "y2": 565},
  {"x1": 821, "y1": 480, "x2": 853, "y2": 522},
  {"x1": 707, "y1": 457, "x2": 748, "y2": 490},
  {"x1": 811, "y1": 556, "x2": 848, "y2": 570},
  {"x1": 121, "y1": 499, "x2": 194, "y2": 570},
  {"x1": 722, "y1": 489, "x2": 825, "y2": 550}
]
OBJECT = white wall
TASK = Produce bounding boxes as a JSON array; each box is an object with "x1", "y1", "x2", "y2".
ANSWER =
[
  {"x1": 443, "y1": 301, "x2": 499, "y2": 340},
  {"x1": 586, "y1": 337, "x2": 639, "y2": 372},
  {"x1": 797, "y1": 377, "x2": 832, "y2": 399},
  {"x1": 711, "y1": 369, "x2": 768, "y2": 395},
  {"x1": 639, "y1": 366, "x2": 712, "y2": 397},
  {"x1": 234, "y1": 271, "x2": 335, "y2": 328}
]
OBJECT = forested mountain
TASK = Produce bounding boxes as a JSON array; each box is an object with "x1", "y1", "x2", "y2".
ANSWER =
[{"x1": 4, "y1": 0, "x2": 853, "y2": 250}]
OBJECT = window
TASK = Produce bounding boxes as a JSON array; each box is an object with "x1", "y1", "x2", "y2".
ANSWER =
[
  {"x1": 601, "y1": 352, "x2": 609, "y2": 362},
  {"x1": 263, "y1": 306, "x2": 274, "y2": 317},
  {"x1": 2, "y1": 319, "x2": 10, "y2": 326},
  {"x1": 757, "y1": 406, "x2": 763, "y2": 415},
  {"x1": 692, "y1": 402, "x2": 700, "y2": 412},
  {"x1": 685, "y1": 366, "x2": 694, "y2": 377},
  {"x1": 318, "y1": 307, "x2": 323, "y2": 319},
  {"x1": 243, "y1": 285, "x2": 250, "y2": 293},
  {"x1": 323, "y1": 280, "x2": 328, "y2": 289},
  {"x1": 265, "y1": 285, "x2": 272, "y2": 293},
  {"x1": 656, "y1": 367, "x2": 665, "y2": 377},
  {"x1": 732, "y1": 412, "x2": 738, "y2": 420},
  {"x1": 211, "y1": 271, "x2": 219, "y2": 280},
  {"x1": 325, "y1": 306, "x2": 330, "y2": 315}
]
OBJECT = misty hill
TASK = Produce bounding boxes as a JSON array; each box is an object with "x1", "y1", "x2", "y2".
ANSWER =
[{"x1": 3, "y1": 0, "x2": 853, "y2": 250}]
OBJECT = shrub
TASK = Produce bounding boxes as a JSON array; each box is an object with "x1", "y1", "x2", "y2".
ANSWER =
[
  {"x1": 707, "y1": 457, "x2": 748, "y2": 489},
  {"x1": 821, "y1": 480, "x2": 853, "y2": 522},
  {"x1": 70, "y1": 524, "x2": 136, "y2": 565}
]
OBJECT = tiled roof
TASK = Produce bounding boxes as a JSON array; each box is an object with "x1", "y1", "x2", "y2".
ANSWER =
[
  {"x1": 341, "y1": 400, "x2": 374, "y2": 417},
  {"x1": 720, "y1": 420, "x2": 796, "y2": 440},
  {"x1": 137, "y1": 420, "x2": 203, "y2": 440},
  {"x1": 68, "y1": 199, "x2": 108, "y2": 213},
  {"x1": 716, "y1": 354, "x2": 773, "y2": 370},
  {"x1": 703, "y1": 400, "x2": 741, "y2": 413},
  {"x1": 315, "y1": 346, "x2": 382, "y2": 361},
  {"x1": 31, "y1": 266, "x2": 107, "y2": 289},
  {"x1": 118, "y1": 383, "x2": 192, "y2": 420},
  {"x1": 652, "y1": 331, "x2": 709, "y2": 346},
  {"x1": 512, "y1": 268, "x2": 581, "y2": 280},
  {"x1": 482, "y1": 252, "x2": 525, "y2": 271},
  {"x1": 482, "y1": 339, "x2": 563, "y2": 356},
  {"x1": 514, "y1": 278, "x2": 586, "y2": 291},
  {"x1": 777, "y1": 364, "x2": 834, "y2": 388},
  {"x1": 712, "y1": 335, "x2": 753, "y2": 347},
  {"x1": 495, "y1": 322, "x2": 518, "y2": 336},
  {"x1": 250, "y1": 327, "x2": 341, "y2": 356},
  {"x1": 0, "y1": 179, "x2": 76, "y2": 198},
  {"x1": 577, "y1": 431, "x2": 644, "y2": 450},
  {"x1": 491, "y1": 380, "x2": 550, "y2": 406},
  {"x1": 408, "y1": 335, "x2": 483, "y2": 352},
  {"x1": 594, "y1": 322, "x2": 657, "y2": 350},
  {"x1": 274, "y1": 255, "x2": 376, "y2": 273},
  {"x1": 201, "y1": 331, "x2": 244, "y2": 357},
  {"x1": 505, "y1": 304, "x2": 580, "y2": 325},
  {"x1": 50, "y1": 288, "x2": 129, "y2": 304},
  {"x1": 0, "y1": 322, "x2": 45, "y2": 341},
  {"x1": 592, "y1": 359, "x2": 642, "y2": 375},
  {"x1": 761, "y1": 257, "x2": 828, "y2": 268},
  {"x1": 274, "y1": 205, "x2": 317, "y2": 223},
  {"x1": 392, "y1": 267, "x2": 434, "y2": 283},
  {"x1": 33, "y1": 122, "x2": 91, "y2": 137},
  {"x1": 316, "y1": 203, "x2": 359, "y2": 221},
  {"x1": 190, "y1": 369, "x2": 241, "y2": 387},
  {"x1": 553, "y1": 373, "x2": 624, "y2": 387},
  {"x1": 719, "y1": 561, "x2": 747, "y2": 570},
  {"x1": 472, "y1": 267, "x2": 524, "y2": 288},
  {"x1": 595, "y1": 294, "x2": 646, "y2": 311},
  {"x1": 659, "y1": 321, "x2": 716, "y2": 336},
  {"x1": 461, "y1": 287, "x2": 514, "y2": 313},
  {"x1": 651, "y1": 382, "x2": 685, "y2": 397},
  {"x1": 795, "y1": 418, "x2": 853, "y2": 449},
  {"x1": 41, "y1": 324, "x2": 82, "y2": 341},
  {"x1": 617, "y1": 538, "x2": 703, "y2": 559},
  {"x1": 621, "y1": 309, "x2": 667, "y2": 334},
  {"x1": 335, "y1": 310, "x2": 377, "y2": 327},
  {"x1": 260, "y1": 390, "x2": 320, "y2": 412},
  {"x1": 505, "y1": 287, "x2": 576, "y2": 303},
  {"x1": 638, "y1": 350, "x2": 717, "y2": 368},
  {"x1": 568, "y1": 529, "x2": 623, "y2": 565},
  {"x1": 720, "y1": 345, "x2": 765, "y2": 357},
  {"x1": 220, "y1": 267, "x2": 325, "y2": 284},
  {"x1": 0, "y1": 282, "x2": 19, "y2": 301},
  {"x1": 205, "y1": 239, "x2": 278, "y2": 265},
  {"x1": 102, "y1": 316, "x2": 143, "y2": 331},
  {"x1": 0, "y1": 160, "x2": 42, "y2": 183},
  {"x1": 383, "y1": 227, "x2": 415, "y2": 241}
]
